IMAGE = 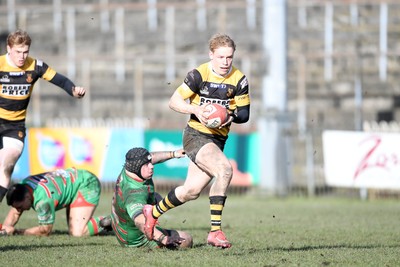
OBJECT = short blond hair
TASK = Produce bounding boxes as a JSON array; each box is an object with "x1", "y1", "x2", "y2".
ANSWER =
[
  {"x1": 7, "y1": 29, "x2": 32, "y2": 48},
  {"x1": 208, "y1": 33, "x2": 236, "y2": 53}
]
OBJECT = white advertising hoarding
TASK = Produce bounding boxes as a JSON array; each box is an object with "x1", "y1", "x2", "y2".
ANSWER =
[{"x1": 323, "y1": 130, "x2": 400, "y2": 189}]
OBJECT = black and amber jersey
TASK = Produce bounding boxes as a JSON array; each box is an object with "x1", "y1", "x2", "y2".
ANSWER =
[
  {"x1": 177, "y1": 62, "x2": 250, "y2": 137},
  {"x1": 0, "y1": 55, "x2": 58, "y2": 121}
]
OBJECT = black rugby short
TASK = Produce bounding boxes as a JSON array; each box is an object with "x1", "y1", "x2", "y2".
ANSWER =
[
  {"x1": 183, "y1": 125, "x2": 227, "y2": 162},
  {"x1": 0, "y1": 120, "x2": 26, "y2": 148}
]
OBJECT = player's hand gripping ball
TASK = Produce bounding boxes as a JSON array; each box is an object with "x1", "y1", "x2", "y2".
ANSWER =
[{"x1": 204, "y1": 103, "x2": 228, "y2": 128}]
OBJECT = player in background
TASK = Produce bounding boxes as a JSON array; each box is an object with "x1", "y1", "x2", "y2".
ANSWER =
[
  {"x1": 143, "y1": 33, "x2": 250, "y2": 248},
  {"x1": 105, "y1": 147, "x2": 192, "y2": 249},
  {"x1": 0, "y1": 168, "x2": 111, "y2": 237},
  {"x1": 0, "y1": 29, "x2": 86, "y2": 204}
]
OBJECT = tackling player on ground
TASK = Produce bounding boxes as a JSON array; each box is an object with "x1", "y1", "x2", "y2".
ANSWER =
[
  {"x1": 0, "y1": 29, "x2": 86, "y2": 205},
  {"x1": 0, "y1": 168, "x2": 111, "y2": 236},
  {"x1": 142, "y1": 33, "x2": 250, "y2": 248},
  {"x1": 105, "y1": 147, "x2": 192, "y2": 249}
]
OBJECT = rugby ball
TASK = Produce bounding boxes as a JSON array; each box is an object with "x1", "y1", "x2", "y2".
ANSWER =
[{"x1": 204, "y1": 104, "x2": 228, "y2": 128}]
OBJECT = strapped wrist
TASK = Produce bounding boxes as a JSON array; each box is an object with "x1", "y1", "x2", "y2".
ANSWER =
[
  {"x1": 157, "y1": 234, "x2": 166, "y2": 243},
  {"x1": 230, "y1": 113, "x2": 238, "y2": 122}
]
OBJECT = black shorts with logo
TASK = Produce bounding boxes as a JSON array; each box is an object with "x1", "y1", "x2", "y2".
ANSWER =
[
  {"x1": 0, "y1": 119, "x2": 26, "y2": 148},
  {"x1": 183, "y1": 125, "x2": 227, "y2": 162}
]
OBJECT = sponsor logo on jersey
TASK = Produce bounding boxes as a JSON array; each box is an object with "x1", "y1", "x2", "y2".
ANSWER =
[
  {"x1": 51, "y1": 169, "x2": 69, "y2": 178},
  {"x1": 200, "y1": 85, "x2": 209, "y2": 95},
  {"x1": 0, "y1": 75, "x2": 10, "y2": 83},
  {"x1": 128, "y1": 203, "x2": 143, "y2": 212},
  {"x1": 26, "y1": 73, "x2": 33, "y2": 83},
  {"x1": 200, "y1": 97, "x2": 229, "y2": 108},
  {"x1": 237, "y1": 95, "x2": 248, "y2": 101},
  {"x1": 9, "y1": 71, "x2": 24, "y2": 76},
  {"x1": 38, "y1": 214, "x2": 52, "y2": 222},
  {"x1": 240, "y1": 77, "x2": 248, "y2": 88},
  {"x1": 1, "y1": 84, "x2": 31, "y2": 96},
  {"x1": 209, "y1": 83, "x2": 227, "y2": 89},
  {"x1": 226, "y1": 88, "x2": 234, "y2": 98}
]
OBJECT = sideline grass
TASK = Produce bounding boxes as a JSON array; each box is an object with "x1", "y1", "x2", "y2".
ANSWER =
[{"x1": 1, "y1": 192, "x2": 400, "y2": 266}]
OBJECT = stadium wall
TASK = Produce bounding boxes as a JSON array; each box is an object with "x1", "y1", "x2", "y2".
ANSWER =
[{"x1": 2, "y1": 0, "x2": 400, "y2": 197}]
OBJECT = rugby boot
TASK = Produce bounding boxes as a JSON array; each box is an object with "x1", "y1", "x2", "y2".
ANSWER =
[
  {"x1": 99, "y1": 216, "x2": 113, "y2": 232},
  {"x1": 207, "y1": 230, "x2": 232, "y2": 248}
]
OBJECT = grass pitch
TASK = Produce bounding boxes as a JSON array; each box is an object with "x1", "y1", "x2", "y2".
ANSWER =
[{"x1": 1, "y1": 192, "x2": 400, "y2": 266}]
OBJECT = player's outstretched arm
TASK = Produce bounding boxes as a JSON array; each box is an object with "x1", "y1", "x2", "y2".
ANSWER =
[
  {"x1": 49, "y1": 72, "x2": 85, "y2": 98},
  {"x1": 150, "y1": 149, "x2": 186, "y2": 165},
  {"x1": 13, "y1": 224, "x2": 53, "y2": 236}
]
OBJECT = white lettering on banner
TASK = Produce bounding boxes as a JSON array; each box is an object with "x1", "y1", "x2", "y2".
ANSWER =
[{"x1": 323, "y1": 130, "x2": 400, "y2": 189}]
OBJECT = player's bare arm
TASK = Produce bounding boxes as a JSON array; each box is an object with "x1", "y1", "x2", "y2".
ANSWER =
[
  {"x1": 2, "y1": 207, "x2": 22, "y2": 234},
  {"x1": 150, "y1": 149, "x2": 186, "y2": 165},
  {"x1": 14, "y1": 224, "x2": 53, "y2": 236},
  {"x1": 3, "y1": 207, "x2": 53, "y2": 236},
  {"x1": 169, "y1": 91, "x2": 210, "y2": 124}
]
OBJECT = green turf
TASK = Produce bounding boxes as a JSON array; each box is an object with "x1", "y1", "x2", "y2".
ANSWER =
[{"x1": 1, "y1": 192, "x2": 400, "y2": 267}]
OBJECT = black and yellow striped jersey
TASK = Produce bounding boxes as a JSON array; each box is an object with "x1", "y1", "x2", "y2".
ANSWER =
[
  {"x1": 0, "y1": 55, "x2": 57, "y2": 121},
  {"x1": 177, "y1": 62, "x2": 250, "y2": 137}
]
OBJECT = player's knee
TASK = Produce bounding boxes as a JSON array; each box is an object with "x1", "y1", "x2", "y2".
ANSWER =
[
  {"x1": 69, "y1": 226, "x2": 85, "y2": 237},
  {"x1": 69, "y1": 231, "x2": 85, "y2": 237},
  {"x1": 176, "y1": 186, "x2": 200, "y2": 202},
  {"x1": 183, "y1": 188, "x2": 202, "y2": 201},
  {"x1": 1, "y1": 162, "x2": 16, "y2": 175},
  {"x1": 217, "y1": 163, "x2": 233, "y2": 181}
]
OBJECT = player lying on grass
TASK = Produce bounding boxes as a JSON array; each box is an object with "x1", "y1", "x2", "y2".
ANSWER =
[
  {"x1": 0, "y1": 168, "x2": 112, "y2": 236},
  {"x1": 104, "y1": 147, "x2": 192, "y2": 249}
]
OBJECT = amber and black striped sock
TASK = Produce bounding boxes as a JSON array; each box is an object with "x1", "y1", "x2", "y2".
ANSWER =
[
  {"x1": 152, "y1": 189, "x2": 183, "y2": 218},
  {"x1": 209, "y1": 196, "x2": 227, "y2": 232}
]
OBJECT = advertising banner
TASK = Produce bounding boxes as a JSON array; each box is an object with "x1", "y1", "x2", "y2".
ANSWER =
[
  {"x1": 145, "y1": 130, "x2": 190, "y2": 180},
  {"x1": 323, "y1": 130, "x2": 400, "y2": 189},
  {"x1": 14, "y1": 128, "x2": 257, "y2": 186},
  {"x1": 100, "y1": 128, "x2": 144, "y2": 180},
  {"x1": 28, "y1": 128, "x2": 110, "y2": 177},
  {"x1": 26, "y1": 128, "x2": 144, "y2": 181}
]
